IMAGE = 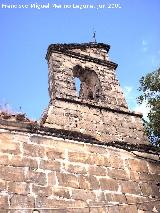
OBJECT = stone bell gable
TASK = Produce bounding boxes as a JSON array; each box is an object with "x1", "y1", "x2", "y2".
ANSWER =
[{"x1": 42, "y1": 42, "x2": 148, "y2": 145}]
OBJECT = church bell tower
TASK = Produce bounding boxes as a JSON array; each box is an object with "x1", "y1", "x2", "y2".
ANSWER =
[{"x1": 42, "y1": 42, "x2": 148, "y2": 145}]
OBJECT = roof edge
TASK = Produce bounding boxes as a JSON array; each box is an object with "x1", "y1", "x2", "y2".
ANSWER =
[{"x1": 47, "y1": 42, "x2": 110, "y2": 52}]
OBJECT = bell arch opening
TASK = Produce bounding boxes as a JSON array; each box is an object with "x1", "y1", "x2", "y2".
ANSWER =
[
  {"x1": 73, "y1": 65, "x2": 102, "y2": 101},
  {"x1": 74, "y1": 77, "x2": 81, "y2": 96}
]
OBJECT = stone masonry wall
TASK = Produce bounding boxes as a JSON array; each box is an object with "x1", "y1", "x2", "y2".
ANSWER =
[
  {"x1": 44, "y1": 99, "x2": 148, "y2": 145},
  {"x1": 48, "y1": 52, "x2": 128, "y2": 110},
  {"x1": 0, "y1": 121, "x2": 159, "y2": 213},
  {"x1": 44, "y1": 43, "x2": 148, "y2": 146}
]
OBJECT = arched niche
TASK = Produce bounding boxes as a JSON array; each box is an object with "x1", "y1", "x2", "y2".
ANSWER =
[{"x1": 73, "y1": 65, "x2": 102, "y2": 101}]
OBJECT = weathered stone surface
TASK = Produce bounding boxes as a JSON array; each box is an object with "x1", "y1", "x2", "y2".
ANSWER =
[
  {"x1": 108, "y1": 155, "x2": 125, "y2": 169},
  {"x1": 10, "y1": 194, "x2": 34, "y2": 209},
  {"x1": 140, "y1": 182, "x2": 160, "y2": 197},
  {"x1": 107, "y1": 168, "x2": 129, "y2": 180},
  {"x1": 0, "y1": 133, "x2": 20, "y2": 155},
  {"x1": 46, "y1": 147, "x2": 65, "y2": 160},
  {"x1": 125, "y1": 194, "x2": 150, "y2": 204},
  {"x1": 118, "y1": 205, "x2": 138, "y2": 213},
  {"x1": 8, "y1": 181, "x2": 30, "y2": 195},
  {"x1": 137, "y1": 200, "x2": 160, "y2": 212},
  {"x1": 0, "y1": 195, "x2": 8, "y2": 209},
  {"x1": 39, "y1": 159, "x2": 61, "y2": 171},
  {"x1": 64, "y1": 163, "x2": 87, "y2": 174},
  {"x1": 105, "y1": 193, "x2": 127, "y2": 204},
  {"x1": 0, "y1": 166, "x2": 25, "y2": 182},
  {"x1": 25, "y1": 170, "x2": 47, "y2": 186},
  {"x1": 52, "y1": 187, "x2": 71, "y2": 199},
  {"x1": 0, "y1": 116, "x2": 159, "y2": 211},
  {"x1": 99, "y1": 178, "x2": 119, "y2": 191},
  {"x1": 36, "y1": 197, "x2": 87, "y2": 209},
  {"x1": 32, "y1": 184, "x2": 52, "y2": 197},
  {"x1": 0, "y1": 126, "x2": 159, "y2": 211},
  {"x1": 0, "y1": 41, "x2": 159, "y2": 212},
  {"x1": 43, "y1": 42, "x2": 148, "y2": 145},
  {"x1": 148, "y1": 162, "x2": 160, "y2": 174},
  {"x1": 71, "y1": 189, "x2": 96, "y2": 202},
  {"x1": 0, "y1": 179, "x2": 7, "y2": 191},
  {"x1": 88, "y1": 165, "x2": 107, "y2": 176},
  {"x1": 48, "y1": 171, "x2": 57, "y2": 186},
  {"x1": 89, "y1": 207, "x2": 107, "y2": 213},
  {"x1": 56, "y1": 172, "x2": 79, "y2": 188},
  {"x1": 120, "y1": 180, "x2": 141, "y2": 195},
  {"x1": 23, "y1": 143, "x2": 45, "y2": 157},
  {"x1": 128, "y1": 159, "x2": 149, "y2": 172}
]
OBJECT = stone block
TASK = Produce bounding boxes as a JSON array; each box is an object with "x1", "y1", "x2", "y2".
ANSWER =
[
  {"x1": 0, "y1": 155, "x2": 9, "y2": 166},
  {"x1": 71, "y1": 189, "x2": 96, "y2": 202},
  {"x1": 78, "y1": 175, "x2": 100, "y2": 190},
  {"x1": 89, "y1": 207, "x2": 107, "y2": 213},
  {"x1": 78, "y1": 175, "x2": 90, "y2": 190},
  {"x1": 48, "y1": 171, "x2": 57, "y2": 186},
  {"x1": 125, "y1": 194, "x2": 149, "y2": 205},
  {"x1": 148, "y1": 162, "x2": 160, "y2": 175},
  {"x1": 10, "y1": 156, "x2": 38, "y2": 169},
  {"x1": 137, "y1": 200, "x2": 160, "y2": 212},
  {"x1": 128, "y1": 159, "x2": 149, "y2": 172},
  {"x1": 52, "y1": 187, "x2": 71, "y2": 199},
  {"x1": 25, "y1": 171, "x2": 47, "y2": 186},
  {"x1": 140, "y1": 182, "x2": 160, "y2": 197},
  {"x1": 0, "y1": 179, "x2": 7, "y2": 191},
  {"x1": 0, "y1": 165, "x2": 25, "y2": 182},
  {"x1": 56, "y1": 172, "x2": 79, "y2": 188},
  {"x1": 108, "y1": 156, "x2": 124, "y2": 169},
  {"x1": 36, "y1": 197, "x2": 87, "y2": 209},
  {"x1": 46, "y1": 147, "x2": 65, "y2": 160},
  {"x1": 139, "y1": 172, "x2": 160, "y2": 182},
  {"x1": 99, "y1": 178, "x2": 119, "y2": 191},
  {"x1": 23, "y1": 143, "x2": 45, "y2": 158},
  {"x1": 88, "y1": 165, "x2": 107, "y2": 176},
  {"x1": 39, "y1": 159, "x2": 61, "y2": 171},
  {"x1": 107, "y1": 168, "x2": 129, "y2": 180},
  {"x1": 8, "y1": 181, "x2": 29, "y2": 195},
  {"x1": 118, "y1": 205, "x2": 138, "y2": 213},
  {"x1": 64, "y1": 163, "x2": 87, "y2": 174},
  {"x1": 0, "y1": 133, "x2": 20, "y2": 155},
  {"x1": 105, "y1": 193, "x2": 127, "y2": 204},
  {"x1": 10, "y1": 194, "x2": 34, "y2": 209},
  {"x1": 32, "y1": 184, "x2": 52, "y2": 197},
  {"x1": 91, "y1": 154, "x2": 110, "y2": 167},
  {"x1": 68, "y1": 151, "x2": 90, "y2": 164},
  {"x1": 0, "y1": 195, "x2": 8, "y2": 209},
  {"x1": 67, "y1": 208, "x2": 89, "y2": 213},
  {"x1": 129, "y1": 171, "x2": 140, "y2": 181},
  {"x1": 120, "y1": 180, "x2": 141, "y2": 195},
  {"x1": 13, "y1": 133, "x2": 29, "y2": 143},
  {"x1": 107, "y1": 206, "x2": 119, "y2": 213}
]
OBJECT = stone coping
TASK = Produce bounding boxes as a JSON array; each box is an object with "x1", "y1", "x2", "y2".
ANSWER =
[
  {"x1": 47, "y1": 42, "x2": 110, "y2": 52},
  {"x1": 0, "y1": 118, "x2": 159, "y2": 157},
  {"x1": 55, "y1": 97, "x2": 143, "y2": 118},
  {"x1": 46, "y1": 43, "x2": 117, "y2": 69}
]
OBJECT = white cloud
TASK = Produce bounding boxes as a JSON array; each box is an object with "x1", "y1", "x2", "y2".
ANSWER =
[
  {"x1": 123, "y1": 86, "x2": 133, "y2": 97},
  {"x1": 141, "y1": 40, "x2": 160, "y2": 67},
  {"x1": 124, "y1": 86, "x2": 133, "y2": 94},
  {"x1": 123, "y1": 85, "x2": 150, "y2": 120},
  {"x1": 142, "y1": 39, "x2": 149, "y2": 52},
  {"x1": 142, "y1": 40, "x2": 148, "y2": 46},
  {"x1": 151, "y1": 55, "x2": 160, "y2": 68},
  {"x1": 134, "y1": 101, "x2": 150, "y2": 120}
]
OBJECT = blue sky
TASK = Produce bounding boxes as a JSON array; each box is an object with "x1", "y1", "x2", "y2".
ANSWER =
[{"x1": 0, "y1": 0, "x2": 160, "y2": 120}]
